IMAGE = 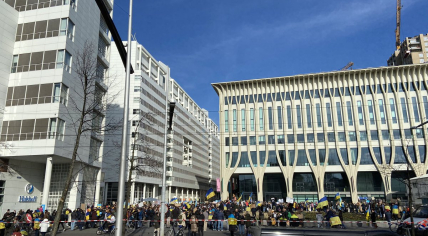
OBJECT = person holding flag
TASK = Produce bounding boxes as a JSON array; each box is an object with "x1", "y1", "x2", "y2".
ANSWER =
[
  {"x1": 316, "y1": 196, "x2": 328, "y2": 212},
  {"x1": 236, "y1": 194, "x2": 243, "y2": 202}
]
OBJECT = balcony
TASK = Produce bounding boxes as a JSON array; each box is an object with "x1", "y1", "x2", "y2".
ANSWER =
[
  {"x1": 97, "y1": 51, "x2": 110, "y2": 68},
  {"x1": 188, "y1": 144, "x2": 192, "y2": 149},
  {"x1": 167, "y1": 151, "x2": 173, "y2": 157},
  {"x1": 166, "y1": 180, "x2": 172, "y2": 186},
  {"x1": 182, "y1": 160, "x2": 188, "y2": 166},
  {"x1": 209, "y1": 149, "x2": 212, "y2": 154},
  {"x1": 167, "y1": 132, "x2": 173, "y2": 139},
  {"x1": 167, "y1": 143, "x2": 173, "y2": 148},
  {"x1": 166, "y1": 170, "x2": 173, "y2": 176},
  {"x1": 188, "y1": 152, "x2": 192, "y2": 157},
  {"x1": 166, "y1": 161, "x2": 173, "y2": 167}
]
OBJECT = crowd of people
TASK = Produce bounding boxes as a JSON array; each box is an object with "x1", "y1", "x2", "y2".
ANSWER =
[{"x1": 0, "y1": 197, "x2": 412, "y2": 236}]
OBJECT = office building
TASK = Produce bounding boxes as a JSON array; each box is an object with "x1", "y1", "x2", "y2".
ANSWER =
[
  {"x1": 388, "y1": 33, "x2": 428, "y2": 66},
  {"x1": 104, "y1": 41, "x2": 220, "y2": 204},
  {"x1": 212, "y1": 64, "x2": 428, "y2": 203},
  {"x1": 0, "y1": 0, "x2": 114, "y2": 211}
]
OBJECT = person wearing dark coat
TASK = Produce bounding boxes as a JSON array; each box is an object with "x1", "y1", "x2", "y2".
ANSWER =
[
  {"x1": 371, "y1": 209, "x2": 377, "y2": 228},
  {"x1": 153, "y1": 212, "x2": 160, "y2": 236},
  {"x1": 196, "y1": 211, "x2": 204, "y2": 236}
]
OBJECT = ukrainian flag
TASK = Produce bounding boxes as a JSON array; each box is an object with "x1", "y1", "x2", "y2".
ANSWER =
[
  {"x1": 316, "y1": 196, "x2": 328, "y2": 209},
  {"x1": 366, "y1": 204, "x2": 371, "y2": 221},
  {"x1": 206, "y1": 188, "x2": 215, "y2": 200},
  {"x1": 248, "y1": 193, "x2": 253, "y2": 202},
  {"x1": 335, "y1": 193, "x2": 340, "y2": 200},
  {"x1": 257, "y1": 201, "x2": 262, "y2": 207},
  {"x1": 237, "y1": 193, "x2": 243, "y2": 202},
  {"x1": 170, "y1": 198, "x2": 178, "y2": 203}
]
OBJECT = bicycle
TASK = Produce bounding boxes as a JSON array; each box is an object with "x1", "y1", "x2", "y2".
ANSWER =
[
  {"x1": 389, "y1": 220, "x2": 411, "y2": 236},
  {"x1": 166, "y1": 222, "x2": 184, "y2": 236},
  {"x1": 125, "y1": 220, "x2": 136, "y2": 233}
]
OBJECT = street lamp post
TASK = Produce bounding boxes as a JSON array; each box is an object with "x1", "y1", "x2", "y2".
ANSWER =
[{"x1": 116, "y1": 0, "x2": 133, "y2": 235}]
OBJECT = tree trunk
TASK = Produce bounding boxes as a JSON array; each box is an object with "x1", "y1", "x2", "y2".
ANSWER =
[{"x1": 51, "y1": 91, "x2": 87, "y2": 236}]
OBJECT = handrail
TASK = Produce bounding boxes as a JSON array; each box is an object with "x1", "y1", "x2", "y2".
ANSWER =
[
  {"x1": 12, "y1": 0, "x2": 76, "y2": 12},
  {"x1": 6, "y1": 95, "x2": 67, "y2": 106},
  {"x1": 11, "y1": 62, "x2": 71, "y2": 73}
]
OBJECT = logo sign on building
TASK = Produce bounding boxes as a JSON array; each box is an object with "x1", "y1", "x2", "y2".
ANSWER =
[
  {"x1": 216, "y1": 178, "x2": 221, "y2": 192},
  {"x1": 25, "y1": 184, "x2": 34, "y2": 194},
  {"x1": 18, "y1": 196, "x2": 37, "y2": 202}
]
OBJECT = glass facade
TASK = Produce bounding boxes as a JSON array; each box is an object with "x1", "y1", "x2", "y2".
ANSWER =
[{"x1": 217, "y1": 66, "x2": 428, "y2": 201}]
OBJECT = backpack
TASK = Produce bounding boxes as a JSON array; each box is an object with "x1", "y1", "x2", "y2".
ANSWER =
[
  {"x1": 178, "y1": 214, "x2": 183, "y2": 223},
  {"x1": 271, "y1": 217, "x2": 276, "y2": 226}
]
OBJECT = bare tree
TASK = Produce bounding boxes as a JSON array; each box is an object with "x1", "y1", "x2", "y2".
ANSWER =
[{"x1": 51, "y1": 41, "x2": 120, "y2": 236}]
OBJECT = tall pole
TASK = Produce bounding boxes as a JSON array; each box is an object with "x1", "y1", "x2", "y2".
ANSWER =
[
  {"x1": 115, "y1": 0, "x2": 133, "y2": 235},
  {"x1": 160, "y1": 68, "x2": 170, "y2": 236}
]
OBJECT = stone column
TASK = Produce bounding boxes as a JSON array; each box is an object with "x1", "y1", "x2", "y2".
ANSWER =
[
  {"x1": 94, "y1": 169, "x2": 101, "y2": 205},
  {"x1": 143, "y1": 183, "x2": 146, "y2": 200},
  {"x1": 41, "y1": 157, "x2": 53, "y2": 209}
]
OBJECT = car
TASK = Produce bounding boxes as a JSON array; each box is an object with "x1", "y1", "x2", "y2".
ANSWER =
[{"x1": 401, "y1": 205, "x2": 428, "y2": 236}]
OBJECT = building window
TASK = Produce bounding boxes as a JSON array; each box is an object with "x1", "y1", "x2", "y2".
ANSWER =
[
  {"x1": 357, "y1": 101, "x2": 364, "y2": 125},
  {"x1": 307, "y1": 133, "x2": 314, "y2": 143},
  {"x1": 56, "y1": 50, "x2": 72, "y2": 72},
  {"x1": 258, "y1": 135, "x2": 265, "y2": 145},
  {"x1": 250, "y1": 108, "x2": 254, "y2": 131},
  {"x1": 400, "y1": 98, "x2": 409, "y2": 123},
  {"x1": 224, "y1": 110, "x2": 228, "y2": 132},
  {"x1": 306, "y1": 104, "x2": 312, "y2": 128},
  {"x1": 241, "y1": 109, "x2": 246, "y2": 131},
  {"x1": 316, "y1": 103, "x2": 322, "y2": 127},
  {"x1": 268, "y1": 135, "x2": 275, "y2": 144},
  {"x1": 233, "y1": 109, "x2": 237, "y2": 132},
  {"x1": 277, "y1": 106, "x2": 283, "y2": 130},
  {"x1": 360, "y1": 131, "x2": 367, "y2": 141},
  {"x1": 266, "y1": 107, "x2": 272, "y2": 130},
  {"x1": 89, "y1": 138, "x2": 101, "y2": 163},
  {"x1": 232, "y1": 137, "x2": 238, "y2": 146},
  {"x1": 368, "y1": 100, "x2": 375, "y2": 125},
  {"x1": 0, "y1": 181, "x2": 4, "y2": 205},
  {"x1": 287, "y1": 105, "x2": 292, "y2": 129},
  {"x1": 346, "y1": 101, "x2": 353, "y2": 126},
  {"x1": 317, "y1": 133, "x2": 324, "y2": 143},
  {"x1": 49, "y1": 118, "x2": 65, "y2": 140},
  {"x1": 412, "y1": 97, "x2": 420, "y2": 122},
  {"x1": 249, "y1": 136, "x2": 256, "y2": 145},
  {"x1": 379, "y1": 99, "x2": 386, "y2": 124},
  {"x1": 259, "y1": 108, "x2": 264, "y2": 131},
  {"x1": 336, "y1": 102, "x2": 342, "y2": 126},
  {"x1": 225, "y1": 137, "x2": 229, "y2": 146},
  {"x1": 287, "y1": 134, "x2": 294, "y2": 144},
  {"x1": 326, "y1": 103, "x2": 332, "y2": 127},
  {"x1": 241, "y1": 136, "x2": 247, "y2": 145},
  {"x1": 277, "y1": 135, "x2": 284, "y2": 144},
  {"x1": 296, "y1": 105, "x2": 302, "y2": 128},
  {"x1": 390, "y1": 98, "x2": 397, "y2": 124}
]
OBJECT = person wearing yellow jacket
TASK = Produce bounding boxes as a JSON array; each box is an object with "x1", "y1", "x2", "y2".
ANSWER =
[
  {"x1": 33, "y1": 218, "x2": 40, "y2": 236},
  {"x1": 0, "y1": 218, "x2": 5, "y2": 236}
]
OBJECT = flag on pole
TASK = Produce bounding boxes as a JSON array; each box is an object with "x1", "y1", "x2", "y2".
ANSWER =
[
  {"x1": 316, "y1": 196, "x2": 328, "y2": 209},
  {"x1": 335, "y1": 193, "x2": 340, "y2": 200},
  {"x1": 170, "y1": 198, "x2": 178, "y2": 203},
  {"x1": 237, "y1": 193, "x2": 243, "y2": 202},
  {"x1": 248, "y1": 193, "x2": 253, "y2": 202},
  {"x1": 206, "y1": 188, "x2": 215, "y2": 200}
]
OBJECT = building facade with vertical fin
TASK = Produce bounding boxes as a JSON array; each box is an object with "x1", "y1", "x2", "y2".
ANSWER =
[
  {"x1": 0, "y1": 0, "x2": 114, "y2": 211},
  {"x1": 105, "y1": 41, "x2": 220, "y2": 204},
  {"x1": 212, "y1": 64, "x2": 428, "y2": 203}
]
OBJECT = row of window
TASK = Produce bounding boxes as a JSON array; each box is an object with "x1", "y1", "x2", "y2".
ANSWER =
[
  {"x1": 1, "y1": 118, "x2": 65, "y2": 142},
  {"x1": 225, "y1": 145, "x2": 425, "y2": 167},
  {"x1": 224, "y1": 82, "x2": 428, "y2": 105},
  {"x1": 225, "y1": 129, "x2": 423, "y2": 146},
  {"x1": 6, "y1": 83, "x2": 68, "y2": 107},
  {"x1": 3, "y1": 0, "x2": 76, "y2": 12},
  {"x1": 224, "y1": 96, "x2": 427, "y2": 132},
  {"x1": 11, "y1": 50, "x2": 72, "y2": 73},
  {"x1": 15, "y1": 18, "x2": 74, "y2": 42}
]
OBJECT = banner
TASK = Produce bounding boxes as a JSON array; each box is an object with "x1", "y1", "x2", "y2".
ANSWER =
[
  {"x1": 286, "y1": 197, "x2": 294, "y2": 203},
  {"x1": 216, "y1": 178, "x2": 221, "y2": 192}
]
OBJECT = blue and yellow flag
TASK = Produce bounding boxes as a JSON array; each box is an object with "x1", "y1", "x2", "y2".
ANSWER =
[
  {"x1": 257, "y1": 201, "x2": 262, "y2": 207},
  {"x1": 170, "y1": 198, "x2": 178, "y2": 203},
  {"x1": 206, "y1": 188, "x2": 215, "y2": 199},
  {"x1": 366, "y1": 204, "x2": 371, "y2": 221},
  {"x1": 237, "y1": 193, "x2": 243, "y2": 202},
  {"x1": 316, "y1": 196, "x2": 328, "y2": 209},
  {"x1": 248, "y1": 193, "x2": 253, "y2": 202},
  {"x1": 335, "y1": 193, "x2": 340, "y2": 200}
]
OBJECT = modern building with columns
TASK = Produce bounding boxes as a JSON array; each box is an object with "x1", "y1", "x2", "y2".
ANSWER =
[
  {"x1": 104, "y1": 41, "x2": 220, "y2": 204},
  {"x1": 0, "y1": 0, "x2": 114, "y2": 211},
  {"x1": 212, "y1": 64, "x2": 428, "y2": 204}
]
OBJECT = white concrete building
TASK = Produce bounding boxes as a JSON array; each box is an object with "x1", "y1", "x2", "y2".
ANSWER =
[
  {"x1": 0, "y1": 0, "x2": 114, "y2": 212},
  {"x1": 213, "y1": 64, "x2": 428, "y2": 203},
  {"x1": 104, "y1": 41, "x2": 220, "y2": 204},
  {"x1": 410, "y1": 174, "x2": 428, "y2": 206}
]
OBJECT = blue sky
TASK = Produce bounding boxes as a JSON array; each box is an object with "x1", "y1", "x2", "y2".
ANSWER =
[{"x1": 112, "y1": 0, "x2": 428, "y2": 125}]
